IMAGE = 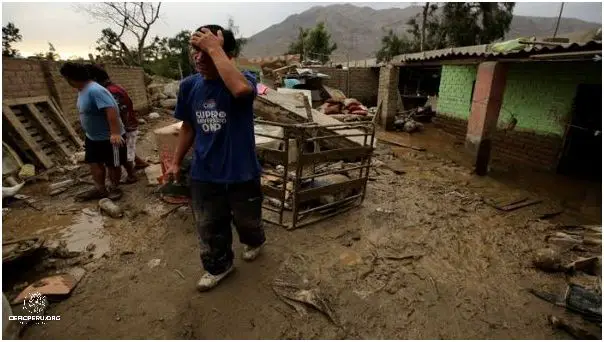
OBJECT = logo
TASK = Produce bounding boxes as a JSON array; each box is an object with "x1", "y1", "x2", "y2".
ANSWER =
[
  {"x1": 196, "y1": 99, "x2": 227, "y2": 133},
  {"x1": 9, "y1": 292, "x2": 61, "y2": 325},
  {"x1": 202, "y1": 99, "x2": 217, "y2": 109}
]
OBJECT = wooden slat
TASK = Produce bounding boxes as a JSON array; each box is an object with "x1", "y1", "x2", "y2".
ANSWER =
[
  {"x1": 256, "y1": 146, "x2": 288, "y2": 165},
  {"x1": 46, "y1": 98, "x2": 84, "y2": 148},
  {"x1": 2, "y1": 105, "x2": 53, "y2": 168},
  {"x1": 3, "y1": 96, "x2": 50, "y2": 106},
  {"x1": 298, "y1": 146, "x2": 373, "y2": 164},
  {"x1": 261, "y1": 184, "x2": 284, "y2": 200},
  {"x1": 297, "y1": 178, "x2": 366, "y2": 202},
  {"x1": 26, "y1": 103, "x2": 72, "y2": 158}
]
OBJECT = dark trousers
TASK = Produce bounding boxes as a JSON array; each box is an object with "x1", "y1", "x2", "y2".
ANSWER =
[{"x1": 190, "y1": 179, "x2": 266, "y2": 275}]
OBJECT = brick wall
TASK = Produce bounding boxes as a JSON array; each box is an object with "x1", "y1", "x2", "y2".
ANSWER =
[
  {"x1": 498, "y1": 62, "x2": 601, "y2": 136},
  {"x1": 2, "y1": 58, "x2": 150, "y2": 128},
  {"x1": 434, "y1": 115, "x2": 467, "y2": 142},
  {"x1": 2, "y1": 58, "x2": 50, "y2": 99},
  {"x1": 376, "y1": 65, "x2": 400, "y2": 130},
  {"x1": 491, "y1": 129, "x2": 563, "y2": 171},
  {"x1": 313, "y1": 67, "x2": 379, "y2": 106},
  {"x1": 436, "y1": 64, "x2": 477, "y2": 119}
]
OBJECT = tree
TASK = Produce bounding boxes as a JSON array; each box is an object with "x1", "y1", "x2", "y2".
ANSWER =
[
  {"x1": 45, "y1": 42, "x2": 60, "y2": 61},
  {"x1": 227, "y1": 16, "x2": 247, "y2": 57},
  {"x1": 287, "y1": 23, "x2": 337, "y2": 64},
  {"x1": 81, "y1": 2, "x2": 162, "y2": 65},
  {"x1": 401, "y1": 2, "x2": 515, "y2": 54},
  {"x1": 287, "y1": 27, "x2": 310, "y2": 60},
  {"x1": 2, "y1": 22, "x2": 22, "y2": 57},
  {"x1": 376, "y1": 30, "x2": 414, "y2": 63}
]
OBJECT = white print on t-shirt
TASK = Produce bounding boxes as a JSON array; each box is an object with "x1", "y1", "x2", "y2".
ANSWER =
[{"x1": 195, "y1": 99, "x2": 226, "y2": 133}]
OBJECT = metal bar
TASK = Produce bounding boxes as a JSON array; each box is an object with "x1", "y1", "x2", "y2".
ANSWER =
[
  {"x1": 304, "y1": 133, "x2": 373, "y2": 141},
  {"x1": 291, "y1": 137, "x2": 305, "y2": 230},
  {"x1": 256, "y1": 147, "x2": 288, "y2": 164},
  {"x1": 279, "y1": 138, "x2": 291, "y2": 225},
  {"x1": 294, "y1": 203, "x2": 361, "y2": 229},
  {"x1": 261, "y1": 205, "x2": 282, "y2": 213},
  {"x1": 298, "y1": 146, "x2": 373, "y2": 164},
  {"x1": 297, "y1": 193, "x2": 363, "y2": 216},
  {"x1": 254, "y1": 133, "x2": 286, "y2": 140},
  {"x1": 299, "y1": 164, "x2": 370, "y2": 181},
  {"x1": 297, "y1": 178, "x2": 367, "y2": 203}
]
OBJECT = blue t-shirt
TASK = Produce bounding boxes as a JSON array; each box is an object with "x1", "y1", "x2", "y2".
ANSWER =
[
  {"x1": 174, "y1": 71, "x2": 261, "y2": 183},
  {"x1": 77, "y1": 81, "x2": 125, "y2": 141}
]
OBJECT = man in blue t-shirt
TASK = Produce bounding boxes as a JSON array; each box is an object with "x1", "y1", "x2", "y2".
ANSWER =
[
  {"x1": 167, "y1": 25, "x2": 265, "y2": 291},
  {"x1": 60, "y1": 62, "x2": 127, "y2": 201}
]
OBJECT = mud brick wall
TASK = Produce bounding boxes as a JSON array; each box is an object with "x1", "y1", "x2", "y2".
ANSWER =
[
  {"x1": 2, "y1": 58, "x2": 51, "y2": 99},
  {"x1": 376, "y1": 65, "x2": 400, "y2": 130},
  {"x1": 313, "y1": 67, "x2": 379, "y2": 106},
  {"x1": 433, "y1": 115, "x2": 467, "y2": 142},
  {"x1": 2, "y1": 58, "x2": 150, "y2": 129},
  {"x1": 491, "y1": 130, "x2": 563, "y2": 171}
]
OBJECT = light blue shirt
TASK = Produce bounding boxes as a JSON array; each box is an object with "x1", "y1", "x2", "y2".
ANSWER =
[{"x1": 77, "y1": 81, "x2": 125, "y2": 141}]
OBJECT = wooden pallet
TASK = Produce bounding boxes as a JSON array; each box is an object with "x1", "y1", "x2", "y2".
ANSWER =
[{"x1": 2, "y1": 96, "x2": 83, "y2": 169}]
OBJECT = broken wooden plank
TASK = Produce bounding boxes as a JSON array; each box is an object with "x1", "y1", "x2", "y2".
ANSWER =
[
  {"x1": 499, "y1": 199, "x2": 542, "y2": 211},
  {"x1": 26, "y1": 104, "x2": 72, "y2": 158},
  {"x1": 376, "y1": 131, "x2": 426, "y2": 151},
  {"x1": 46, "y1": 98, "x2": 84, "y2": 148},
  {"x1": 3, "y1": 105, "x2": 54, "y2": 168},
  {"x1": 3, "y1": 96, "x2": 50, "y2": 106}
]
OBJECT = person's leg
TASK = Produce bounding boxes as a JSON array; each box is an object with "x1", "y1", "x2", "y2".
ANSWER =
[
  {"x1": 123, "y1": 131, "x2": 137, "y2": 183},
  {"x1": 105, "y1": 138, "x2": 127, "y2": 198},
  {"x1": 190, "y1": 181, "x2": 234, "y2": 291},
  {"x1": 76, "y1": 138, "x2": 109, "y2": 201},
  {"x1": 134, "y1": 155, "x2": 149, "y2": 169},
  {"x1": 229, "y1": 178, "x2": 266, "y2": 261},
  {"x1": 89, "y1": 163, "x2": 108, "y2": 193}
]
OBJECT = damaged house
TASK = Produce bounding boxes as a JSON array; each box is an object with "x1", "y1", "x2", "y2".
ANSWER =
[{"x1": 377, "y1": 39, "x2": 602, "y2": 179}]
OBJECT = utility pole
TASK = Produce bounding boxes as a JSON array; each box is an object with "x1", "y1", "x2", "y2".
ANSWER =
[{"x1": 553, "y1": 2, "x2": 565, "y2": 38}]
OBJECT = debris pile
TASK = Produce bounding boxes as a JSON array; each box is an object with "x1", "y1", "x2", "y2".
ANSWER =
[
  {"x1": 147, "y1": 79, "x2": 180, "y2": 110},
  {"x1": 529, "y1": 224, "x2": 602, "y2": 339},
  {"x1": 319, "y1": 98, "x2": 374, "y2": 123},
  {"x1": 393, "y1": 105, "x2": 435, "y2": 133}
]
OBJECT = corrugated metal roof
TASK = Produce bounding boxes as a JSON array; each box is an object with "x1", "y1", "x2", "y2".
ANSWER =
[{"x1": 392, "y1": 40, "x2": 602, "y2": 63}]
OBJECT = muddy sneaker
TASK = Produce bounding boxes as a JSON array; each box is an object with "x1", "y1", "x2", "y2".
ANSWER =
[
  {"x1": 196, "y1": 266, "x2": 234, "y2": 292},
  {"x1": 242, "y1": 244, "x2": 263, "y2": 262}
]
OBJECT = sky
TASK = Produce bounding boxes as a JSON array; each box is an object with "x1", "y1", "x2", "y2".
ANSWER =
[{"x1": 2, "y1": 1, "x2": 602, "y2": 59}]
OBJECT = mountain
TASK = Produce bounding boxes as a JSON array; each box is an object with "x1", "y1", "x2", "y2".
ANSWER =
[{"x1": 241, "y1": 4, "x2": 601, "y2": 61}]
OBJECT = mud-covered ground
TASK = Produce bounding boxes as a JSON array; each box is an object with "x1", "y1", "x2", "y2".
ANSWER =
[{"x1": 3, "y1": 119, "x2": 601, "y2": 339}]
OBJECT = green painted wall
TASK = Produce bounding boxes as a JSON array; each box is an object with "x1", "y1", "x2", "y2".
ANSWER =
[
  {"x1": 498, "y1": 62, "x2": 601, "y2": 136},
  {"x1": 437, "y1": 65, "x2": 477, "y2": 119}
]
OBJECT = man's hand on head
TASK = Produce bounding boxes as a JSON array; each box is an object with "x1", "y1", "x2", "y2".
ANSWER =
[{"x1": 190, "y1": 28, "x2": 224, "y2": 54}]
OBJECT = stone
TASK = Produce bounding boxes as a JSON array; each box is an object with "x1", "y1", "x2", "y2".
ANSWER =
[
  {"x1": 148, "y1": 112, "x2": 161, "y2": 119},
  {"x1": 159, "y1": 99, "x2": 177, "y2": 110},
  {"x1": 162, "y1": 81, "x2": 180, "y2": 98},
  {"x1": 532, "y1": 248, "x2": 562, "y2": 272}
]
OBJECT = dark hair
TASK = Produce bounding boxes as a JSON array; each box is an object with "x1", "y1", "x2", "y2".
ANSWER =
[
  {"x1": 86, "y1": 64, "x2": 110, "y2": 84},
  {"x1": 195, "y1": 25, "x2": 237, "y2": 57},
  {"x1": 59, "y1": 62, "x2": 90, "y2": 82}
]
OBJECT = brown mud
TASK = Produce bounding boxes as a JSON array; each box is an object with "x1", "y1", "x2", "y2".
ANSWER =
[{"x1": 3, "y1": 119, "x2": 600, "y2": 339}]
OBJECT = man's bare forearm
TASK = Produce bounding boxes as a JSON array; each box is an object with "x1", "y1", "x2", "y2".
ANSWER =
[
  {"x1": 173, "y1": 121, "x2": 195, "y2": 165},
  {"x1": 105, "y1": 107, "x2": 122, "y2": 135},
  {"x1": 207, "y1": 48, "x2": 252, "y2": 98}
]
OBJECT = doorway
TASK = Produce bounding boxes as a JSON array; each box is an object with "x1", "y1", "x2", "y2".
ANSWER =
[{"x1": 557, "y1": 84, "x2": 602, "y2": 180}]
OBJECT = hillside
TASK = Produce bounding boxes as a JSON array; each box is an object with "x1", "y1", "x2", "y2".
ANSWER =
[{"x1": 241, "y1": 4, "x2": 601, "y2": 61}]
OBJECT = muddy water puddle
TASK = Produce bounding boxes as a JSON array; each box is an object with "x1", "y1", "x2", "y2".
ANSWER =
[{"x1": 5, "y1": 211, "x2": 111, "y2": 258}]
